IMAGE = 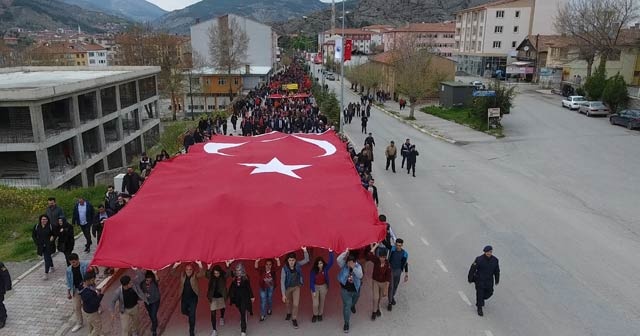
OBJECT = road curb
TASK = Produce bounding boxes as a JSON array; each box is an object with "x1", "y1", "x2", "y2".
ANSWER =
[{"x1": 373, "y1": 103, "x2": 458, "y2": 144}]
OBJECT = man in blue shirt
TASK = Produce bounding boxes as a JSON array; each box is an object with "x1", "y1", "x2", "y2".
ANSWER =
[{"x1": 388, "y1": 238, "x2": 409, "y2": 311}]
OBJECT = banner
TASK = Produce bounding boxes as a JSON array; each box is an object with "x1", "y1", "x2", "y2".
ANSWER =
[
  {"x1": 344, "y1": 39, "x2": 352, "y2": 61},
  {"x1": 282, "y1": 83, "x2": 299, "y2": 91},
  {"x1": 334, "y1": 36, "x2": 343, "y2": 61}
]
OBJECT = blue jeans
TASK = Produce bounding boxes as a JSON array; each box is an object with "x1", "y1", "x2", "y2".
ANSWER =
[
  {"x1": 259, "y1": 287, "x2": 274, "y2": 316},
  {"x1": 340, "y1": 288, "x2": 360, "y2": 324},
  {"x1": 145, "y1": 301, "x2": 160, "y2": 335}
]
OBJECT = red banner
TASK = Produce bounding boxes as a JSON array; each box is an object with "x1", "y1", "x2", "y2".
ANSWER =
[{"x1": 344, "y1": 39, "x2": 352, "y2": 61}]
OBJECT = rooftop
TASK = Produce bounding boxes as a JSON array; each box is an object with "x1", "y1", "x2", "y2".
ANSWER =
[
  {"x1": 324, "y1": 28, "x2": 373, "y2": 35},
  {"x1": 389, "y1": 22, "x2": 456, "y2": 33},
  {"x1": 456, "y1": 0, "x2": 530, "y2": 13},
  {"x1": 190, "y1": 66, "x2": 272, "y2": 76},
  {"x1": 0, "y1": 66, "x2": 160, "y2": 102}
]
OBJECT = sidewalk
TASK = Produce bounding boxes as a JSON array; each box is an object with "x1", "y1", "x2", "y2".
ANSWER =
[
  {"x1": 373, "y1": 99, "x2": 498, "y2": 144},
  {"x1": 2, "y1": 237, "x2": 102, "y2": 336}
]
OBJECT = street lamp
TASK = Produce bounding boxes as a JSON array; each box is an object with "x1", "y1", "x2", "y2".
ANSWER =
[{"x1": 339, "y1": 3, "x2": 349, "y2": 132}]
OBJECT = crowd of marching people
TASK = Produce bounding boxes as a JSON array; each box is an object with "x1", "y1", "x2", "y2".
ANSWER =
[{"x1": 4, "y1": 58, "x2": 502, "y2": 336}]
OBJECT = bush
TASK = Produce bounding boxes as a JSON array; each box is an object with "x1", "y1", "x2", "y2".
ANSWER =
[
  {"x1": 602, "y1": 73, "x2": 629, "y2": 113},
  {"x1": 471, "y1": 80, "x2": 517, "y2": 120},
  {"x1": 583, "y1": 63, "x2": 607, "y2": 100}
]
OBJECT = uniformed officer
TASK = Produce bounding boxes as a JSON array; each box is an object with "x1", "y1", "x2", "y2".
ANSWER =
[
  {"x1": 467, "y1": 245, "x2": 500, "y2": 316},
  {"x1": 0, "y1": 261, "x2": 11, "y2": 329}
]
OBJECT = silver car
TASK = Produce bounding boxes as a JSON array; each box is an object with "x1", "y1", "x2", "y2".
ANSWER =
[{"x1": 578, "y1": 101, "x2": 610, "y2": 116}]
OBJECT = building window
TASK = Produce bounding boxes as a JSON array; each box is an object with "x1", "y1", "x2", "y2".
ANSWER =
[
  {"x1": 495, "y1": 26, "x2": 503, "y2": 33},
  {"x1": 512, "y1": 41, "x2": 517, "y2": 48},
  {"x1": 218, "y1": 78, "x2": 226, "y2": 85},
  {"x1": 515, "y1": 10, "x2": 520, "y2": 18},
  {"x1": 513, "y1": 26, "x2": 519, "y2": 33},
  {"x1": 89, "y1": 52, "x2": 95, "y2": 57},
  {"x1": 477, "y1": 42, "x2": 481, "y2": 50},
  {"x1": 89, "y1": 59, "x2": 96, "y2": 64},
  {"x1": 234, "y1": 78, "x2": 239, "y2": 85},
  {"x1": 496, "y1": 10, "x2": 505, "y2": 18},
  {"x1": 493, "y1": 41, "x2": 502, "y2": 48},
  {"x1": 480, "y1": 11, "x2": 485, "y2": 21}
]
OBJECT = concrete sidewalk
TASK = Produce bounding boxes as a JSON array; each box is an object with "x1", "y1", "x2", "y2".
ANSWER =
[
  {"x1": 369, "y1": 97, "x2": 497, "y2": 144},
  {"x1": 2, "y1": 238, "x2": 103, "y2": 336}
]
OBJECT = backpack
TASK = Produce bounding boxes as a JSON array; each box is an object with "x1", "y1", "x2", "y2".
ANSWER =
[{"x1": 0, "y1": 262, "x2": 12, "y2": 291}]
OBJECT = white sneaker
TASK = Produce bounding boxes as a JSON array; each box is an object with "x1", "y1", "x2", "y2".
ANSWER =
[
  {"x1": 241, "y1": 333, "x2": 246, "y2": 336},
  {"x1": 219, "y1": 318, "x2": 224, "y2": 326},
  {"x1": 71, "y1": 324, "x2": 82, "y2": 332},
  {"x1": 211, "y1": 331, "x2": 217, "y2": 336},
  {"x1": 42, "y1": 273, "x2": 48, "y2": 280}
]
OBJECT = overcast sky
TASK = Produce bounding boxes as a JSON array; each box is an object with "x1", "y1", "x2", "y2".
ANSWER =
[
  {"x1": 146, "y1": 0, "x2": 200, "y2": 11},
  {"x1": 147, "y1": 0, "x2": 338, "y2": 11}
]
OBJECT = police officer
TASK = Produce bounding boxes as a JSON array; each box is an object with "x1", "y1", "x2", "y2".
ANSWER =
[
  {"x1": 0, "y1": 261, "x2": 11, "y2": 329},
  {"x1": 467, "y1": 245, "x2": 500, "y2": 316}
]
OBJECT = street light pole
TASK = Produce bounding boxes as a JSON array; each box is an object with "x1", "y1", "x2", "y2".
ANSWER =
[
  {"x1": 339, "y1": 0, "x2": 345, "y2": 133},
  {"x1": 189, "y1": 68, "x2": 194, "y2": 121}
]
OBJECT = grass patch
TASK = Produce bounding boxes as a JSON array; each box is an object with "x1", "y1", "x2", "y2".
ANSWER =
[
  {"x1": 0, "y1": 185, "x2": 106, "y2": 261},
  {"x1": 421, "y1": 106, "x2": 504, "y2": 138}
]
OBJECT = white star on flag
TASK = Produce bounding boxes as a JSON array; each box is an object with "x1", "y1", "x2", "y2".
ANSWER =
[{"x1": 239, "y1": 157, "x2": 311, "y2": 179}]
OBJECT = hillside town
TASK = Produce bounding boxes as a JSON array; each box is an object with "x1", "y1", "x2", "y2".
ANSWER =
[{"x1": 1, "y1": 0, "x2": 640, "y2": 335}]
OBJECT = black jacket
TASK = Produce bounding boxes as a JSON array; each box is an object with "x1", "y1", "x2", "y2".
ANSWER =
[
  {"x1": 468, "y1": 255, "x2": 500, "y2": 288},
  {"x1": 122, "y1": 172, "x2": 142, "y2": 195},
  {"x1": 407, "y1": 145, "x2": 418, "y2": 163},
  {"x1": 0, "y1": 261, "x2": 11, "y2": 294},
  {"x1": 401, "y1": 143, "x2": 411, "y2": 157},
  {"x1": 32, "y1": 221, "x2": 55, "y2": 256},
  {"x1": 228, "y1": 277, "x2": 254, "y2": 310},
  {"x1": 92, "y1": 209, "x2": 114, "y2": 236},
  {"x1": 105, "y1": 191, "x2": 118, "y2": 211},
  {"x1": 364, "y1": 136, "x2": 375, "y2": 148},
  {"x1": 206, "y1": 268, "x2": 229, "y2": 301},
  {"x1": 53, "y1": 218, "x2": 75, "y2": 253}
]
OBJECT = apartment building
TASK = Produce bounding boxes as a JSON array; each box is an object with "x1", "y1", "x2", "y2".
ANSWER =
[
  {"x1": 454, "y1": 0, "x2": 533, "y2": 76},
  {"x1": 0, "y1": 66, "x2": 161, "y2": 188},
  {"x1": 362, "y1": 25, "x2": 394, "y2": 52},
  {"x1": 383, "y1": 22, "x2": 456, "y2": 57},
  {"x1": 319, "y1": 28, "x2": 374, "y2": 56},
  {"x1": 28, "y1": 42, "x2": 108, "y2": 67}
]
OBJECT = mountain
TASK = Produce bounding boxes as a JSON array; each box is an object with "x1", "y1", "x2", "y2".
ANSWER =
[
  {"x1": 275, "y1": 0, "x2": 493, "y2": 36},
  {"x1": 60, "y1": 0, "x2": 167, "y2": 23},
  {"x1": 155, "y1": 0, "x2": 329, "y2": 34},
  {"x1": 0, "y1": 0, "x2": 130, "y2": 33}
]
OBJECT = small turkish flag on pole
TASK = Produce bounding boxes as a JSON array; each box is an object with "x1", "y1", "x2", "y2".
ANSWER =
[{"x1": 344, "y1": 39, "x2": 352, "y2": 62}]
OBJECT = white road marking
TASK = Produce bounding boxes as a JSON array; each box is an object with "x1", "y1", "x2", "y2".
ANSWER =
[
  {"x1": 395, "y1": 202, "x2": 403, "y2": 208},
  {"x1": 386, "y1": 191, "x2": 393, "y2": 196},
  {"x1": 420, "y1": 237, "x2": 430, "y2": 246},
  {"x1": 436, "y1": 259, "x2": 449, "y2": 273},
  {"x1": 458, "y1": 291, "x2": 472, "y2": 306},
  {"x1": 484, "y1": 331, "x2": 494, "y2": 336},
  {"x1": 406, "y1": 218, "x2": 416, "y2": 227}
]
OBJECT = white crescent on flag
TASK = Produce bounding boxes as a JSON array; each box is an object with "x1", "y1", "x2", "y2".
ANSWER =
[
  {"x1": 204, "y1": 142, "x2": 248, "y2": 156},
  {"x1": 293, "y1": 135, "x2": 337, "y2": 157}
]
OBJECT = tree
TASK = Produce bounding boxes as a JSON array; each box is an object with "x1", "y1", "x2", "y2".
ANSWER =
[
  {"x1": 472, "y1": 80, "x2": 517, "y2": 125},
  {"x1": 583, "y1": 62, "x2": 607, "y2": 100},
  {"x1": 393, "y1": 38, "x2": 447, "y2": 119},
  {"x1": 602, "y1": 73, "x2": 629, "y2": 112},
  {"x1": 555, "y1": 0, "x2": 639, "y2": 75},
  {"x1": 208, "y1": 16, "x2": 250, "y2": 103}
]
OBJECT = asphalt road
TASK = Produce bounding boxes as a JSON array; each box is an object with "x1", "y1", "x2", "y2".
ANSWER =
[{"x1": 314, "y1": 62, "x2": 640, "y2": 336}]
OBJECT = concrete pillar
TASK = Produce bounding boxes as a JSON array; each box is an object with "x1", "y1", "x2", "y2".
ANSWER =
[
  {"x1": 139, "y1": 133, "x2": 146, "y2": 153},
  {"x1": 120, "y1": 147, "x2": 127, "y2": 168},
  {"x1": 115, "y1": 84, "x2": 122, "y2": 111},
  {"x1": 80, "y1": 169, "x2": 89, "y2": 187},
  {"x1": 74, "y1": 134, "x2": 84, "y2": 164},
  {"x1": 102, "y1": 157, "x2": 109, "y2": 171},
  {"x1": 35, "y1": 149, "x2": 50, "y2": 186},
  {"x1": 29, "y1": 104, "x2": 45, "y2": 143},
  {"x1": 71, "y1": 95, "x2": 81, "y2": 128},
  {"x1": 116, "y1": 116, "x2": 124, "y2": 141},
  {"x1": 97, "y1": 124, "x2": 106, "y2": 152},
  {"x1": 95, "y1": 89, "x2": 103, "y2": 118}
]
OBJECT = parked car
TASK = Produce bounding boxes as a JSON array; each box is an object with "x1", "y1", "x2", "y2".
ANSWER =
[
  {"x1": 609, "y1": 109, "x2": 640, "y2": 130},
  {"x1": 578, "y1": 101, "x2": 610, "y2": 116},
  {"x1": 470, "y1": 81, "x2": 484, "y2": 89},
  {"x1": 325, "y1": 73, "x2": 336, "y2": 81},
  {"x1": 562, "y1": 95, "x2": 586, "y2": 109}
]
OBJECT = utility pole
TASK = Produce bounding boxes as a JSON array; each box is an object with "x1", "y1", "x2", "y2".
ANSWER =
[{"x1": 189, "y1": 69, "x2": 194, "y2": 121}]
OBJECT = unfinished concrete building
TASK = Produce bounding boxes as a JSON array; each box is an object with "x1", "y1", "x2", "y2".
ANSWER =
[{"x1": 0, "y1": 66, "x2": 161, "y2": 188}]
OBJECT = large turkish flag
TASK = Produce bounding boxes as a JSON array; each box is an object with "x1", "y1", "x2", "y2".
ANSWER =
[{"x1": 92, "y1": 131, "x2": 385, "y2": 269}]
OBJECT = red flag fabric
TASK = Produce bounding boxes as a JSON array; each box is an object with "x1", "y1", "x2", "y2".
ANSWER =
[
  {"x1": 91, "y1": 131, "x2": 385, "y2": 269},
  {"x1": 344, "y1": 39, "x2": 352, "y2": 61}
]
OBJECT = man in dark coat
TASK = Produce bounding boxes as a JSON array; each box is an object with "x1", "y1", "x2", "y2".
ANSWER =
[
  {"x1": 361, "y1": 115, "x2": 368, "y2": 134},
  {"x1": 400, "y1": 139, "x2": 411, "y2": 169},
  {"x1": 468, "y1": 245, "x2": 500, "y2": 316},
  {"x1": 0, "y1": 261, "x2": 10, "y2": 328},
  {"x1": 122, "y1": 167, "x2": 142, "y2": 195},
  {"x1": 406, "y1": 144, "x2": 418, "y2": 177}
]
